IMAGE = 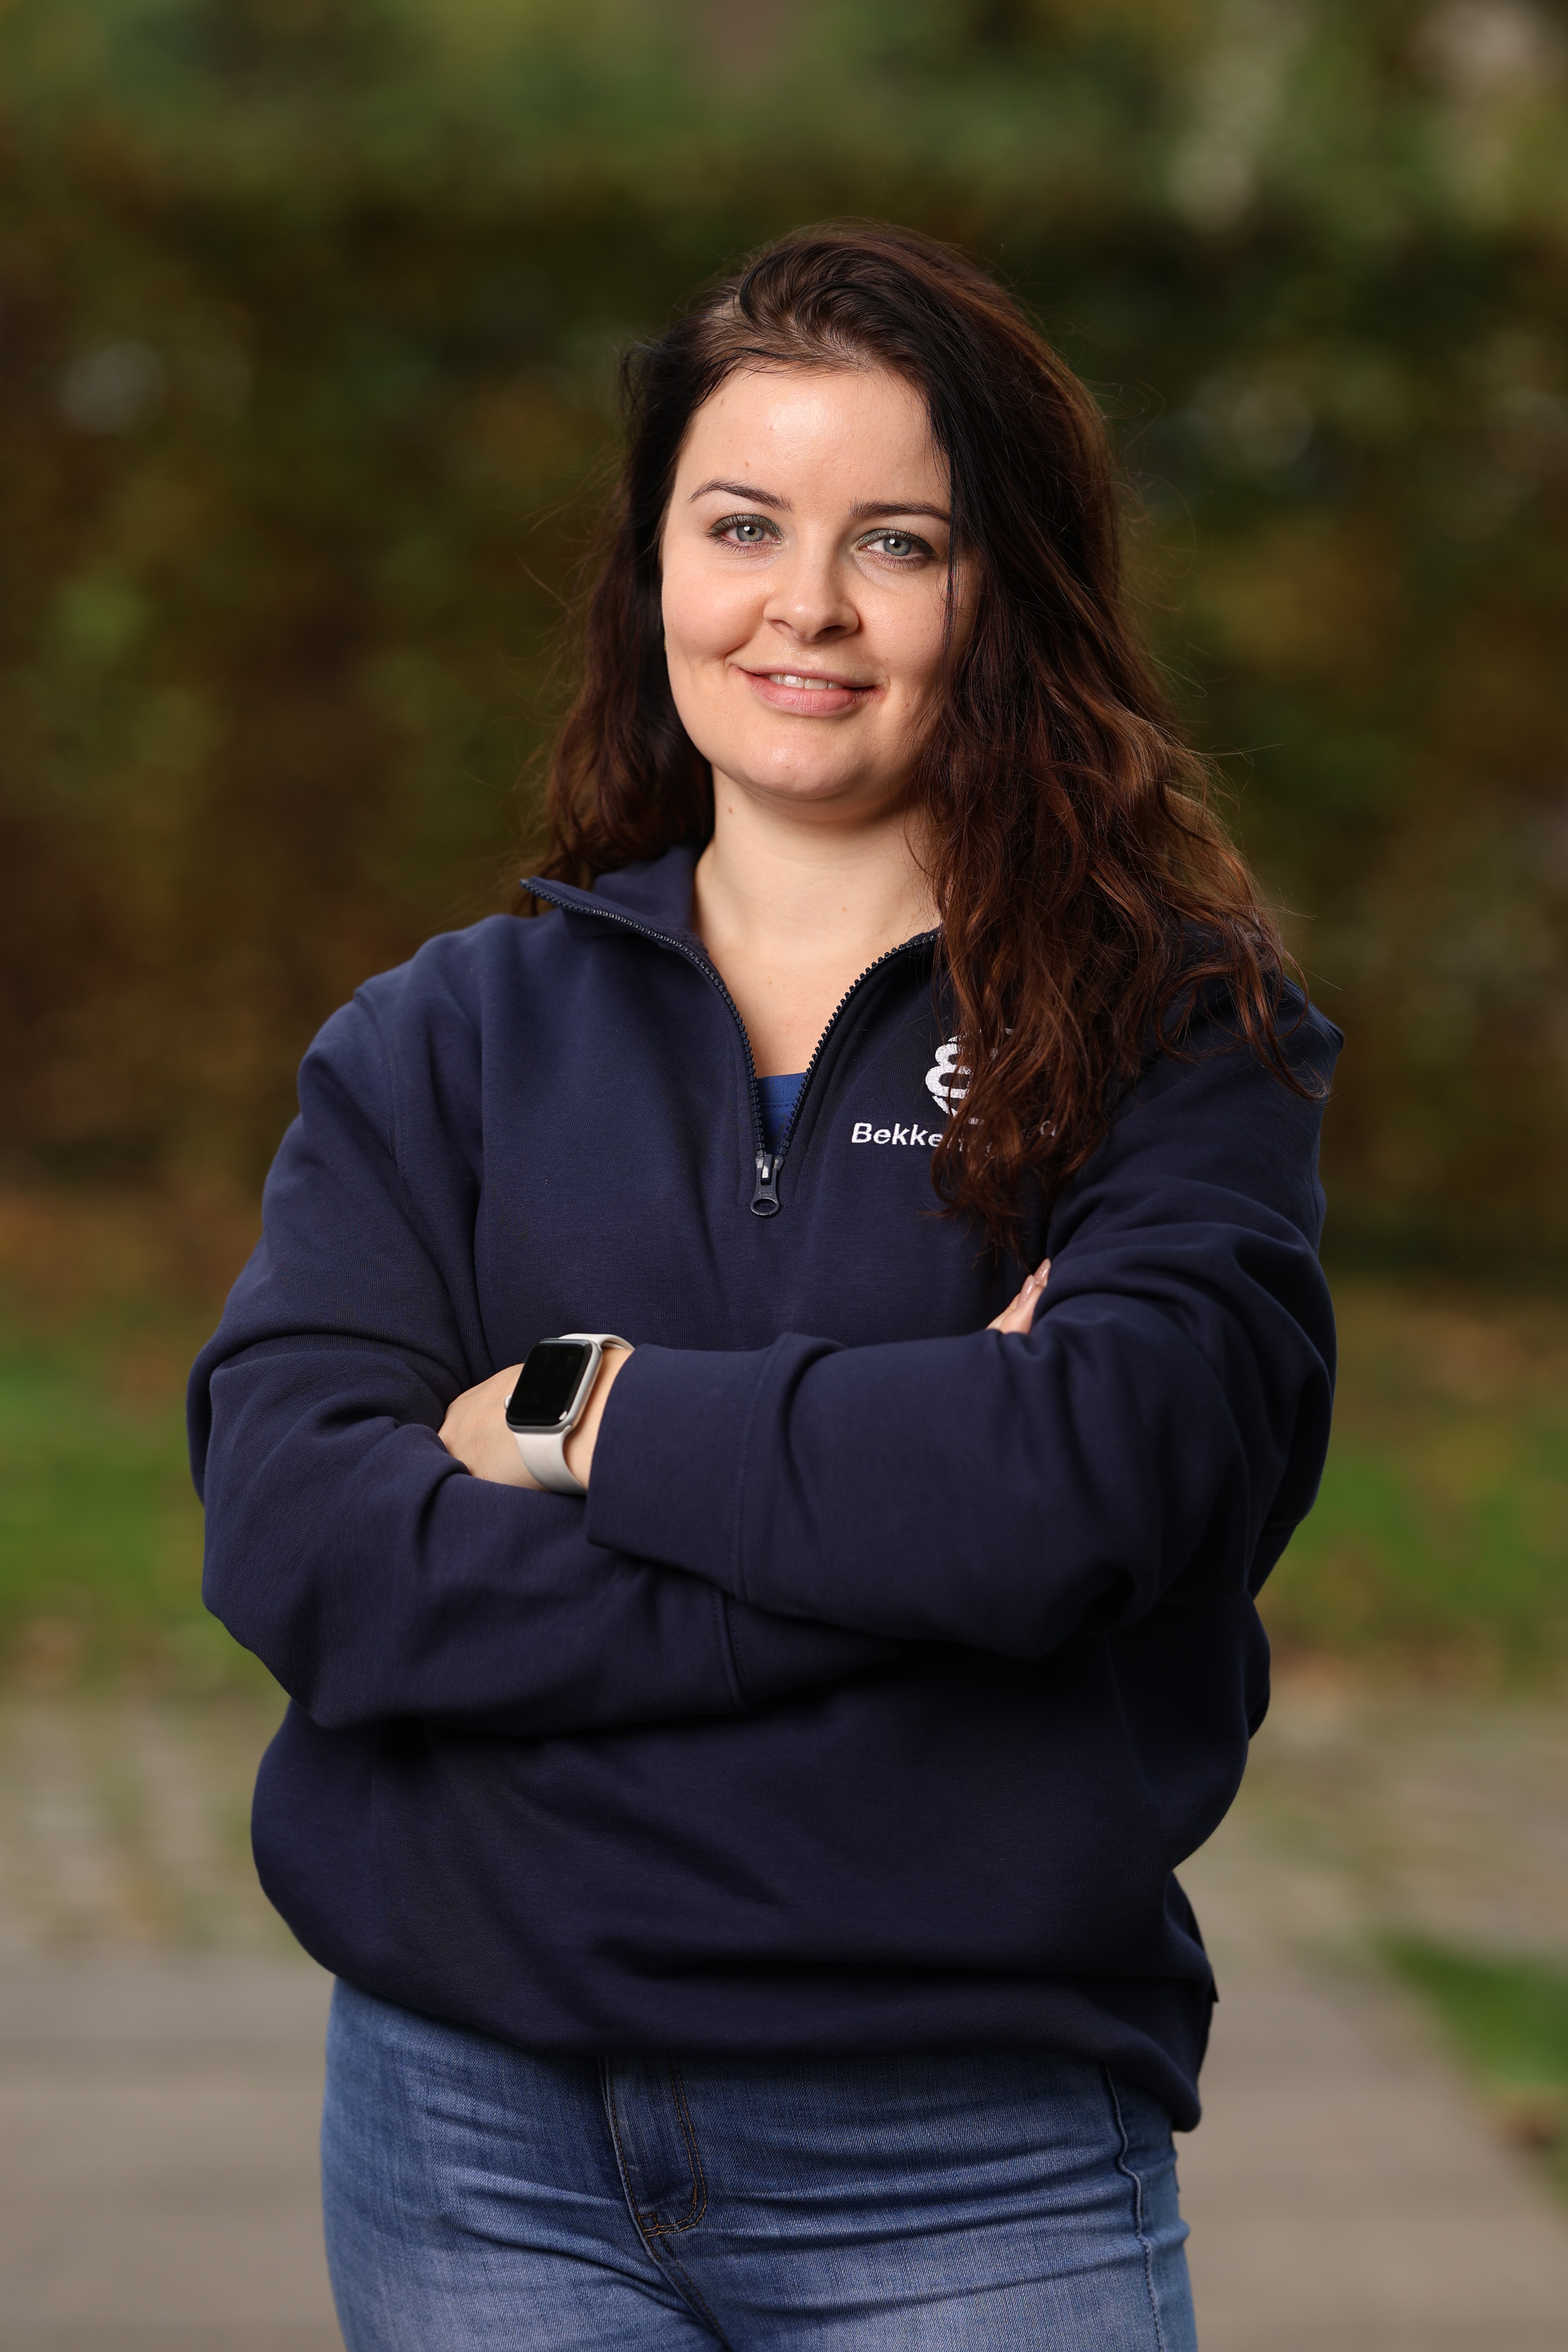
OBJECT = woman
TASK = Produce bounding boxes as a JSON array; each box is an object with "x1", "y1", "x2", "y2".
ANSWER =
[{"x1": 192, "y1": 225, "x2": 1338, "y2": 2348}]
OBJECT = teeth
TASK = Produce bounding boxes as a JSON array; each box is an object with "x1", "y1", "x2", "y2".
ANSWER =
[{"x1": 770, "y1": 673, "x2": 837, "y2": 689}]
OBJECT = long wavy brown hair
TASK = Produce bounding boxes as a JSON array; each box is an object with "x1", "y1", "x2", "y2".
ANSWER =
[{"x1": 533, "y1": 223, "x2": 1308, "y2": 1250}]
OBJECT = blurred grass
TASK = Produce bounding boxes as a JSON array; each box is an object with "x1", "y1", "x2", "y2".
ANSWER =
[
  {"x1": 0, "y1": 1188, "x2": 1565, "y2": 1688},
  {"x1": 0, "y1": 1186, "x2": 267, "y2": 1690},
  {"x1": 0, "y1": 1336, "x2": 213, "y2": 1682},
  {"x1": 1262, "y1": 1273, "x2": 1568, "y2": 1681},
  {"x1": 1385, "y1": 1936, "x2": 1568, "y2": 2194}
]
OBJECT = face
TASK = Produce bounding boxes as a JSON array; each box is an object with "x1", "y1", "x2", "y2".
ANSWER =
[{"x1": 660, "y1": 365, "x2": 965, "y2": 823}]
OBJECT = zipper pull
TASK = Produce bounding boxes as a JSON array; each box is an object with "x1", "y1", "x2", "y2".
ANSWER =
[{"x1": 751, "y1": 1151, "x2": 781, "y2": 1217}]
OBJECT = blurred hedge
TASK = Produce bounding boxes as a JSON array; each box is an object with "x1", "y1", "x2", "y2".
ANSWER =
[{"x1": 2, "y1": 0, "x2": 1566, "y2": 1260}]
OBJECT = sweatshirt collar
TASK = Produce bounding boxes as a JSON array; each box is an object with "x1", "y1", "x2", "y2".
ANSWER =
[
  {"x1": 526, "y1": 841, "x2": 942, "y2": 976},
  {"x1": 524, "y1": 842, "x2": 702, "y2": 942}
]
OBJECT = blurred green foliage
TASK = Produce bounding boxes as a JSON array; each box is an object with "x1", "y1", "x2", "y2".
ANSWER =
[{"x1": 2, "y1": 0, "x2": 1567, "y2": 1259}]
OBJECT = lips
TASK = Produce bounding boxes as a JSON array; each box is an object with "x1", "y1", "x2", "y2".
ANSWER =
[{"x1": 741, "y1": 667, "x2": 876, "y2": 716}]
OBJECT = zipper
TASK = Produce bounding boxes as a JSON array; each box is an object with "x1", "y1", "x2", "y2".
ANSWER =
[
  {"x1": 751, "y1": 1147, "x2": 781, "y2": 1216},
  {"x1": 526, "y1": 880, "x2": 936, "y2": 1218}
]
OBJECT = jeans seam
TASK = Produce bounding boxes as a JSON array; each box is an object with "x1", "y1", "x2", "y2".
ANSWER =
[
  {"x1": 598, "y1": 2059, "x2": 728, "y2": 2345},
  {"x1": 600, "y1": 2060, "x2": 655, "y2": 2228},
  {"x1": 647, "y1": 2236, "x2": 729, "y2": 2347},
  {"x1": 646, "y1": 2062, "x2": 708, "y2": 2235},
  {"x1": 1105, "y1": 2065, "x2": 1169, "y2": 2352}
]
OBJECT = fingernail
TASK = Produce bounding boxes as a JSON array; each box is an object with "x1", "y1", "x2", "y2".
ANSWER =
[{"x1": 1036, "y1": 1257, "x2": 1051, "y2": 1279}]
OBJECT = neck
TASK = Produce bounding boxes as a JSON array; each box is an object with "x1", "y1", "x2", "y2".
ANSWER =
[{"x1": 692, "y1": 778, "x2": 937, "y2": 972}]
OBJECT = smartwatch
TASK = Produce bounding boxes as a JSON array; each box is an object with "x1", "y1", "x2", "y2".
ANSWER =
[{"x1": 505, "y1": 1333, "x2": 630, "y2": 1495}]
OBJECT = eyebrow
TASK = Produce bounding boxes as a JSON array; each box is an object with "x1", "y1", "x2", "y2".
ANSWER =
[
  {"x1": 688, "y1": 477, "x2": 787, "y2": 508},
  {"x1": 687, "y1": 477, "x2": 951, "y2": 526},
  {"x1": 848, "y1": 499, "x2": 952, "y2": 525}
]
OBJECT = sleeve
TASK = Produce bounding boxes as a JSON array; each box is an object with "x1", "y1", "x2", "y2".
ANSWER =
[
  {"x1": 189, "y1": 990, "x2": 894, "y2": 1737},
  {"x1": 584, "y1": 1007, "x2": 1341, "y2": 1659}
]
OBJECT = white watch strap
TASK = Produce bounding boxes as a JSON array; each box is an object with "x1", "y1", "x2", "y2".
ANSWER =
[{"x1": 512, "y1": 1333, "x2": 629, "y2": 1497}]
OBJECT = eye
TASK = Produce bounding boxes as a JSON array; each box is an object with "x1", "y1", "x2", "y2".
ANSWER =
[
  {"x1": 711, "y1": 513, "x2": 779, "y2": 548},
  {"x1": 860, "y1": 528, "x2": 933, "y2": 565}
]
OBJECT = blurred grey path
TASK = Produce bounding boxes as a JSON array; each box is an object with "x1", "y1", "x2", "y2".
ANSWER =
[
  {"x1": 1180, "y1": 1809, "x2": 1568, "y2": 2352},
  {"x1": 0, "y1": 1693, "x2": 338, "y2": 2352},
  {"x1": 0, "y1": 1956, "x2": 337, "y2": 2352},
  {"x1": 0, "y1": 1688, "x2": 1564, "y2": 2352}
]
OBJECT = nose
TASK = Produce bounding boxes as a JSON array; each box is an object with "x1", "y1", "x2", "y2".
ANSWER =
[{"x1": 762, "y1": 536, "x2": 858, "y2": 642}]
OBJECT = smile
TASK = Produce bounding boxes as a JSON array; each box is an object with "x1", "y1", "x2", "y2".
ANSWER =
[{"x1": 741, "y1": 667, "x2": 876, "y2": 713}]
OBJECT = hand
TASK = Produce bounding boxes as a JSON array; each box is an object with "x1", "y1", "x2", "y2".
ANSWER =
[
  {"x1": 438, "y1": 1347, "x2": 635, "y2": 1490},
  {"x1": 439, "y1": 1363, "x2": 528, "y2": 1484},
  {"x1": 988, "y1": 1257, "x2": 1050, "y2": 1337}
]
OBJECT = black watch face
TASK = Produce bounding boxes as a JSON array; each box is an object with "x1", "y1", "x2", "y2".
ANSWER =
[{"x1": 506, "y1": 1340, "x2": 594, "y2": 1432}]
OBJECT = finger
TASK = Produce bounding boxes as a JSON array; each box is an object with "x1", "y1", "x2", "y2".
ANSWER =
[
  {"x1": 987, "y1": 1260, "x2": 1050, "y2": 1335},
  {"x1": 986, "y1": 1283, "x2": 1024, "y2": 1334},
  {"x1": 1011, "y1": 1260, "x2": 1051, "y2": 1329}
]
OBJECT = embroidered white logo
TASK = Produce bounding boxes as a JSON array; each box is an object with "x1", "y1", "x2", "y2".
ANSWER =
[
  {"x1": 851, "y1": 1120, "x2": 941, "y2": 1148},
  {"x1": 849, "y1": 1038, "x2": 968, "y2": 1149},
  {"x1": 925, "y1": 1036, "x2": 969, "y2": 1116}
]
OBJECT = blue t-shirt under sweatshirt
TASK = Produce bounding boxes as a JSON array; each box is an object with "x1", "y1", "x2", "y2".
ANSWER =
[
  {"x1": 756, "y1": 1070, "x2": 804, "y2": 1156},
  {"x1": 189, "y1": 844, "x2": 1339, "y2": 2130}
]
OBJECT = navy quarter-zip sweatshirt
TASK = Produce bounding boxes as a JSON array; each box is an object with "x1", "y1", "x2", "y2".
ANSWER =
[{"x1": 190, "y1": 843, "x2": 1340, "y2": 2128}]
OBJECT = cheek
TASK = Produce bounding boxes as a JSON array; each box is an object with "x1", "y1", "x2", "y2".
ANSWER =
[
  {"x1": 880, "y1": 592, "x2": 951, "y2": 704},
  {"x1": 661, "y1": 549, "x2": 756, "y2": 666}
]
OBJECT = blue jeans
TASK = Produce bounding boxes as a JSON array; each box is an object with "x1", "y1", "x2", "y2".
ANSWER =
[{"x1": 322, "y1": 1979, "x2": 1197, "y2": 2349}]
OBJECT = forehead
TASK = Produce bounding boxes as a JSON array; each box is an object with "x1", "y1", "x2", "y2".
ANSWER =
[{"x1": 673, "y1": 365, "x2": 944, "y2": 499}]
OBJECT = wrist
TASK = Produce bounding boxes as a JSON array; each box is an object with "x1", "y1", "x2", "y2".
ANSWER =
[{"x1": 563, "y1": 1343, "x2": 632, "y2": 1488}]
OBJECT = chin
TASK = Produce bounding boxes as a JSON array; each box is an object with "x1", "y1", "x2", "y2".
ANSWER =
[{"x1": 724, "y1": 752, "x2": 872, "y2": 804}]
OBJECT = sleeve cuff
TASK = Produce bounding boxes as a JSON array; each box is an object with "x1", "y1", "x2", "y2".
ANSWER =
[
  {"x1": 587, "y1": 1343, "x2": 897, "y2": 1697},
  {"x1": 584, "y1": 1342, "x2": 764, "y2": 1599}
]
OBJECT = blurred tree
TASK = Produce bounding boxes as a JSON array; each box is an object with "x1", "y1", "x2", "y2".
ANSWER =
[{"x1": 0, "y1": 0, "x2": 1564, "y2": 1260}]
